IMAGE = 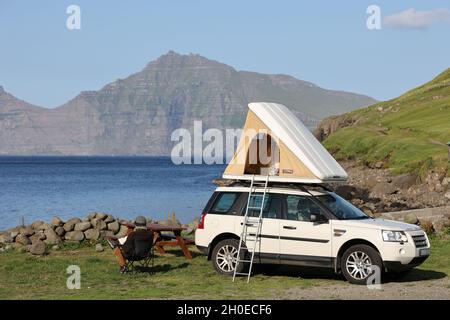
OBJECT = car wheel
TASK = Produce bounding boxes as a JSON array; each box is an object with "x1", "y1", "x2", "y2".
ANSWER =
[
  {"x1": 341, "y1": 244, "x2": 383, "y2": 285},
  {"x1": 211, "y1": 239, "x2": 246, "y2": 276}
]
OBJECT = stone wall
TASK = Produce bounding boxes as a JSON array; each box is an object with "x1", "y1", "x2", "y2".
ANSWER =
[{"x1": 0, "y1": 212, "x2": 199, "y2": 255}]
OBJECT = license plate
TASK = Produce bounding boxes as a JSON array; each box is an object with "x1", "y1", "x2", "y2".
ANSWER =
[{"x1": 420, "y1": 248, "x2": 430, "y2": 256}]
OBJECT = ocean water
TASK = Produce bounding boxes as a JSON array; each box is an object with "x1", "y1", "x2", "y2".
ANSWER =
[{"x1": 0, "y1": 157, "x2": 225, "y2": 231}]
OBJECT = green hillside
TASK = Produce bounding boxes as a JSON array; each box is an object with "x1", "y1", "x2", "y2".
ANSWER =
[{"x1": 321, "y1": 68, "x2": 450, "y2": 175}]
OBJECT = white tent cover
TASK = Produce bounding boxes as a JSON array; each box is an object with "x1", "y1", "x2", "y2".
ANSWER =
[{"x1": 223, "y1": 102, "x2": 348, "y2": 183}]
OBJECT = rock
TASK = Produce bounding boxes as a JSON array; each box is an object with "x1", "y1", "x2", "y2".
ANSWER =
[
  {"x1": 0, "y1": 232, "x2": 14, "y2": 244},
  {"x1": 392, "y1": 174, "x2": 418, "y2": 190},
  {"x1": 35, "y1": 223, "x2": 53, "y2": 231},
  {"x1": 30, "y1": 240, "x2": 47, "y2": 255},
  {"x1": 92, "y1": 218, "x2": 107, "y2": 230},
  {"x1": 158, "y1": 219, "x2": 182, "y2": 227},
  {"x1": 63, "y1": 218, "x2": 81, "y2": 232},
  {"x1": 82, "y1": 217, "x2": 90, "y2": 222},
  {"x1": 74, "y1": 221, "x2": 91, "y2": 231},
  {"x1": 10, "y1": 230, "x2": 19, "y2": 239},
  {"x1": 100, "y1": 230, "x2": 114, "y2": 238},
  {"x1": 30, "y1": 231, "x2": 46, "y2": 244},
  {"x1": 44, "y1": 228, "x2": 61, "y2": 245},
  {"x1": 51, "y1": 216, "x2": 63, "y2": 227},
  {"x1": 19, "y1": 226, "x2": 34, "y2": 236},
  {"x1": 432, "y1": 217, "x2": 450, "y2": 233},
  {"x1": 372, "y1": 181, "x2": 399, "y2": 195},
  {"x1": 95, "y1": 243, "x2": 104, "y2": 252},
  {"x1": 442, "y1": 177, "x2": 450, "y2": 187},
  {"x1": 15, "y1": 233, "x2": 31, "y2": 245},
  {"x1": 65, "y1": 230, "x2": 85, "y2": 242},
  {"x1": 31, "y1": 220, "x2": 45, "y2": 230},
  {"x1": 334, "y1": 185, "x2": 358, "y2": 200},
  {"x1": 104, "y1": 215, "x2": 114, "y2": 224},
  {"x1": 55, "y1": 226, "x2": 65, "y2": 236},
  {"x1": 362, "y1": 207, "x2": 374, "y2": 216},
  {"x1": 374, "y1": 161, "x2": 384, "y2": 169},
  {"x1": 115, "y1": 225, "x2": 129, "y2": 237},
  {"x1": 435, "y1": 183, "x2": 443, "y2": 192},
  {"x1": 95, "y1": 212, "x2": 107, "y2": 220},
  {"x1": 403, "y1": 213, "x2": 419, "y2": 225},
  {"x1": 107, "y1": 221, "x2": 120, "y2": 233},
  {"x1": 445, "y1": 191, "x2": 450, "y2": 201},
  {"x1": 51, "y1": 245, "x2": 60, "y2": 251},
  {"x1": 84, "y1": 229, "x2": 100, "y2": 241},
  {"x1": 87, "y1": 212, "x2": 97, "y2": 220},
  {"x1": 419, "y1": 219, "x2": 434, "y2": 234}
]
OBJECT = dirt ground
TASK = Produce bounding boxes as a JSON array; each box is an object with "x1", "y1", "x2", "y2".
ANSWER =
[{"x1": 285, "y1": 275, "x2": 450, "y2": 300}]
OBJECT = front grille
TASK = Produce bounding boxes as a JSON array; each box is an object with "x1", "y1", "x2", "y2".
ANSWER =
[{"x1": 412, "y1": 234, "x2": 428, "y2": 248}]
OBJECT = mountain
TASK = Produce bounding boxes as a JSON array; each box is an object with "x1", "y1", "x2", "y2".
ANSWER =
[
  {"x1": 316, "y1": 68, "x2": 450, "y2": 174},
  {"x1": 0, "y1": 51, "x2": 376, "y2": 155}
]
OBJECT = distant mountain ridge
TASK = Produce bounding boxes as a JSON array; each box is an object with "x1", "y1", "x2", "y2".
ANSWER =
[{"x1": 0, "y1": 51, "x2": 376, "y2": 155}]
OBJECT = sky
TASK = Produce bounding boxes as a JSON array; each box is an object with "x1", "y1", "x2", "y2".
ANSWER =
[{"x1": 0, "y1": 0, "x2": 449, "y2": 107}]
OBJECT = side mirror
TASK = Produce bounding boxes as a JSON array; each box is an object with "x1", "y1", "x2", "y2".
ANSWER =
[{"x1": 311, "y1": 214, "x2": 327, "y2": 223}]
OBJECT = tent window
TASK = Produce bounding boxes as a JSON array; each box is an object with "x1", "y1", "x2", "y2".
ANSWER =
[{"x1": 244, "y1": 133, "x2": 279, "y2": 175}]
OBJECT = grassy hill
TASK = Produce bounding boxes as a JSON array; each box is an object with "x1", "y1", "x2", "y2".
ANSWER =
[{"x1": 319, "y1": 68, "x2": 450, "y2": 175}]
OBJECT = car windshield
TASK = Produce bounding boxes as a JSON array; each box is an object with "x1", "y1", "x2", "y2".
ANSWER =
[{"x1": 315, "y1": 193, "x2": 371, "y2": 220}]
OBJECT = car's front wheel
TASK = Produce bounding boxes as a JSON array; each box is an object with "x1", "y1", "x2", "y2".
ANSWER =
[
  {"x1": 211, "y1": 239, "x2": 246, "y2": 276},
  {"x1": 341, "y1": 244, "x2": 383, "y2": 285}
]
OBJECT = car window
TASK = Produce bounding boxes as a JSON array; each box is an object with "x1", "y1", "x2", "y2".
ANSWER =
[
  {"x1": 315, "y1": 193, "x2": 370, "y2": 220},
  {"x1": 210, "y1": 192, "x2": 240, "y2": 214},
  {"x1": 284, "y1": 195, "x2": 323, "y2": 222},
  {"x1": 242, "y1": 193, "x2": 278, "y2": 219}
]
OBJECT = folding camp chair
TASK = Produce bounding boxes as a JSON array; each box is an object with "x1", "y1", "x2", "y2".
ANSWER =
[
  {"x1": 118, "y1": 235, "x2": 156, "y2": 274},
  {"x1": 121, "y1": 246, "x2": 155, "y2": 273}
]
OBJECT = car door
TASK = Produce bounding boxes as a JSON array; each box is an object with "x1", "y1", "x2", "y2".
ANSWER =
[
  {"x1": 238, "y1": 192, "x2": 281, "y2": 264},
  {"x1": 278, "y1": 194, "x2": 333, "y2": 267}
]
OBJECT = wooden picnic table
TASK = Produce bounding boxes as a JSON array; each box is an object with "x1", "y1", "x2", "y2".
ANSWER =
[{"x1": 122, "y1": 222, "x2": 193, "y2": 260}]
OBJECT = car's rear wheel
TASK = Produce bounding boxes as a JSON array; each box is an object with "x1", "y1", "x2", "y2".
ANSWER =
[
  {"x1": 341, "y1": 244, "x2": 383, "y2": 285},
  {"x1": 211, "y1": 239, "x2": 246, "y2": 276}
]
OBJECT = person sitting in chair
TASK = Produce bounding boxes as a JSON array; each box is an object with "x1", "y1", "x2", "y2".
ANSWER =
[{"x1": 107, "y1": 216, "x2": 154, "y2": 273}]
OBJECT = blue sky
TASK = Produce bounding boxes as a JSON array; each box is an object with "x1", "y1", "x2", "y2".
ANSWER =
[{"x1": 0, "y1": 0, "x2": 449, "y2": 107}]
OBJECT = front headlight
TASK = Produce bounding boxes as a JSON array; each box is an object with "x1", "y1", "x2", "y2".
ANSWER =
[{"x1": 382, "y1": 230, "x2": 408, "y2": 242}]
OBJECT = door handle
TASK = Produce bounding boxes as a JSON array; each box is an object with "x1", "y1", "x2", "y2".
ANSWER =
[{"x1": 283, "y1": 226, "x2": 297, "y2": 230}]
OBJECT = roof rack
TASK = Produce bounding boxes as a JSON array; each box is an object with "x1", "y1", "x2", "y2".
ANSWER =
[{"x1": 212, "y1": 178, "x2": 334, "y2": 193}]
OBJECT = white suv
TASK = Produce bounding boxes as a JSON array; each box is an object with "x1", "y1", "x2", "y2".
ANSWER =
[{"x1": 195, "y1": 184, "x2": 430, "y2": 284}]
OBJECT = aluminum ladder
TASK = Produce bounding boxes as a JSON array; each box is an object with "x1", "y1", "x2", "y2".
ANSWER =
[{"x1": 232, "y1": 174, "x2": 270, "y2": 283}]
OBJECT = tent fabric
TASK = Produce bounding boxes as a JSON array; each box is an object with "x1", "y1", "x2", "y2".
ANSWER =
[{"x1": 223, "y1": 102, "x2": 348, "y2": 183}]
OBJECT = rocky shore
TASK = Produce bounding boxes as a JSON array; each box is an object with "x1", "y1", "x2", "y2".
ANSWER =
[
  {"x1": 0, "y1": 212, "x2": 199, "y2": 255},
  {"x1": 332, "y1": 161, "x2": 450, "y2": 215}
]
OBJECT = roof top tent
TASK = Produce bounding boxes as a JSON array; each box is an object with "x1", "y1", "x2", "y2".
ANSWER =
[{"x1": 223, "y1": 102, "x2": 348, "y2": 184}]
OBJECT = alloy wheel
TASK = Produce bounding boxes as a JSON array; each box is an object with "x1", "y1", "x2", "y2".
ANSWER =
[{"x1": 345, "y1": 251, "x2": 373, "y2": 280}]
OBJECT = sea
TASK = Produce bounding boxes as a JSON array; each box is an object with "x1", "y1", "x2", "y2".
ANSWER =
[{"x1": 0, "y1": 156, "x2": 225, "y2": 231}]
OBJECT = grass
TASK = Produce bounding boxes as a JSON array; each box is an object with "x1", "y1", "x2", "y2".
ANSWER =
[
  {"x1": 322, "y1": 68, "x2": 450, "y2": 175},
  {"x1": 0, "y1": 237, "x2": 449, "y2": 299}
]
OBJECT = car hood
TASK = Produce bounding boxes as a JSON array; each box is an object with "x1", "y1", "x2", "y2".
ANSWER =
[{"x1": 334, "y1": 218, "x2": 422, "y2": 231}]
